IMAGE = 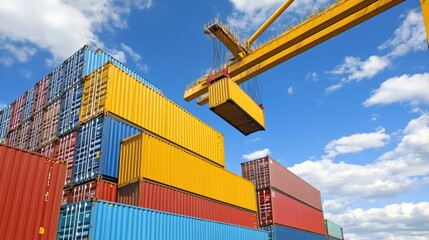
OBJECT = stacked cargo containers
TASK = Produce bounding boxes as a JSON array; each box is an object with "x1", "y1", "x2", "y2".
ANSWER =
[
  {"x1": 0, "y1": 144, "x2": 66, "y2": 240},
  {"x1": 325, "y1": 219, "x2": 344, "y2": 240},
  {"x1": 242, "y1": 156, "x2": 326, "y2": 238},
  {"x1": 0, "y1": 105, "x2": 12, "y2": 143}
]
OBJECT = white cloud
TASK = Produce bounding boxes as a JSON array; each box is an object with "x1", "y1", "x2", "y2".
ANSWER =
[
  {"x1": 287, "y1": 86, "x2": 294, "y2": 95},
  {"x1": 325, "y1": 127, "x2": 390, "y2": 158},
  {"x1": 0, "y1": 0, "x2": 152, "y2": 64},
  {"x1": 325, "y1": 202, "x2": 429, "y2": 240},
  {"x1": 242, "y1": 148, "x2": 271, "y2": 161},
  {"x1": 306, "y1": 72, "x2": 319, "y2": 81},
  {"x1": 364, "y1": 73, "x2": 429, "y2": 107},
  {"x1": 245, "y1": 137, "x2": 262, "y2": 144},
  {"x1": 290, "y1": 114, "x2": 429, "y2": 199},
  {"x1": 121, "y1": 43, "x2": 141, "y2": 62}
]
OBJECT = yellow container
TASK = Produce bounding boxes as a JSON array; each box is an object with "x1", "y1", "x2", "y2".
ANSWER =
[
  {"x1": 80, "y1": 62, "x2": 225, "y2": 167},
  {"x1": 209, "y1": 78, "x2": 265, "y2": 135},
  {"x1": 119, "y1": 132, "x2": 257, "y2": 212}
]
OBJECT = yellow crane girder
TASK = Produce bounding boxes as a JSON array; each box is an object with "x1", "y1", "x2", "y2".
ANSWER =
[{"x1": 422, "y1": 0, "x2": 429, "y2": 48}]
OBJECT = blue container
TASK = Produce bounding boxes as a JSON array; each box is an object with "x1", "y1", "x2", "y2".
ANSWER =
[
  {"x1": 0, "y1": 105, "x2": 12, "y2": 143},
  {"x1": 57, "y1": 200, "x2": 268, "y2": 240},
  {"x1": 263, "y1": 225, "x2": 327, "y2": 240},
  {"x1": 72, "y1": 115, "x2": 140, "y2": 184},
  {"x1": 57, "y1": 83, "x2": 83, "y2": 136},
  {"x1": 22, "y1": 87, "x2": 35, "y2": 123},
  {"x1": 47, "y1": 45, "x2": 161, "y2": 105}
]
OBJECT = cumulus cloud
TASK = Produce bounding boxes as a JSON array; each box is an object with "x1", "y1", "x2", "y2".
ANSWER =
[
  {"x1": 0, "y1": 0, "x2": 152, "y2": 65},
  {"x1": 324, "y1": 127, "x2": 390, "y2": 158},
  {"x1": 242, "y1": 148, "x2": 271, "y2": 161},
  {"x1": 290, "y1": 114, "x2": 429, "y2": 199},
  {"x1": 324, "y1": 202, "x2": 429, "y2": 240},
  {"x1": 364, "y1": 73, "x2": 429, "y2": 107},
  {"x1": 287, "y1": 86, "x2": 294, "y2": 95},
  {"x1": 331, "y1": 55, "x2": 390, "y2": 81},
  {"x1": 306, "y1": 72, "x2": 319, "y2": 82}
]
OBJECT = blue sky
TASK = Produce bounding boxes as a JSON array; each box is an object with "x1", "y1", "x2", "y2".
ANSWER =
[{"x1": 1, "y1": 0, "x2": 428, "y2": 239}]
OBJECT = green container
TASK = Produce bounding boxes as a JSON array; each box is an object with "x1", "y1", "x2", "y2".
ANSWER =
[{"x1": 325, "y1": 219, "x2": 344, "y2": 239}]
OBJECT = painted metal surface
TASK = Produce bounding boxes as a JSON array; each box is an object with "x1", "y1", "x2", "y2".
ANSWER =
[
  {"x1": 48, "y1": 65, "x2": 65, "y2": 104},
  {"x1": 80, "y1": 62, "x2": 225, "y2": 167},
  {"x1": 69, "y1": 178, "x2": 117, "y2": 203},
  {"x1": 62, "y1": 187, "x2": 72, "y2": 206},
  {"x1": 0, "y1": 105, "x2": 12, "y2": 143},
  {"x1": 242, "y1": 156, "x2": 322, "y2": 211},
  {"x1": 0, "y1": 144, "x2": 66, "y2": 240},
  {"x1": 57, "y1": 131, "x2": 77, "y2": 186},
  {"x1": 58, "y1": 83, "x2": 83, "y2": 136},
  {"x1": 119, "y1": 131, "x2": 256, "y2": 211},
  {"x1": 33, "y1": 76, "x2": 50, "y2": 114},
  {"x1": 40, "y1": 99, "x2": 61, "y2": 148},
  {"x1": 258, "y1": 188, "x2": 325, "y2": 235},
  {"x1": 263, "y1": 225, "x2": 327, "y2": 240},
  {"x1": 9, "y1": 92, "x2": 26, "y2": 131},
  {"x1": 22, "y1": 86, "x2": 35, "y2": 122},
  {"x1": 73, "y1": 115, "x2": 140, "y2": 184},
  {"x1": 40, "y1": 141, "x2": 59, "y2": 158},
  {"x1": 325, "y1": 219, "x2": 344, "y2": 239},
  {"x1": 118, "y1": 179, "x2": 257, "y2": 228},
  {"x1": 28, "y1": 112, "x2": 43, "y2": 151},
  {"x1": 209, "y1": 77, "x2": 265, "y2": 135},
  {"x1": 5, "y1": 128, "x2": 20, "y2": 148},
  {"x1": 57, "y1": 200, "x2": 268, "y2": 240},
  {"x1": 17, "y1": 120, "x2": 32, "y2": 149}
]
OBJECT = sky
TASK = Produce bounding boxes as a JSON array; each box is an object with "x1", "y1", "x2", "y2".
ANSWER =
[{"x1": 0, "y1": 0, "x2": 428, "y2": 239}]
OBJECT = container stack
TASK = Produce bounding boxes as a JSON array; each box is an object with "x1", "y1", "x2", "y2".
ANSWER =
[
  {"x1": 325, "y1": 219, "x2": 344, "y2": 240},
  {"x1": 242, "y1": 156, "x2": 327, "y2": 239}
]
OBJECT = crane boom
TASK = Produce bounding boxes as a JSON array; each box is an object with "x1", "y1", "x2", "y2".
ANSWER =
[{"x1": 422, "y1": 0, "x2": 429, "y2": 48}]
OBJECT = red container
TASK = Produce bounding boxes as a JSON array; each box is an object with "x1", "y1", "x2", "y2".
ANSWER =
[
  {"x1": 242, "y1": 156, "x2": 322, "y2": 211},
  {"x1": 33, "y1": 76, "x2": 49, "y2": 114},
  {"x1": 0, "y1": 143, "x2": 66, "y2": 240},
  {"x1": 69, "y1": 178, "x2": 117, "y2": 203},
  {"x1": 56, "y1": 131, "x2": 77, "y2": 186},
  {"x1": 40, "y1": 99, "x2": 60, "y2": 148},
  {"x1": 5, "y1": 128, "x2": 20, "y2": 148},
  {"x1": 62, "y1": 187, "x2": 72, "y2": 206},
  {"x1": 258, "y1": 188, "x2": 325, "y2": 235},
  {"x1": 9, "y1": 92, "x2": 27, "y2": 131},
  {"x1": 118, "y1": 180, "x2": 258, "y2": 228},
  {"x1": 28, "y1": 112, "x2": 43, "y2": 152},
  {"x1": 40, "y1": 141, "x2": 59, "y2": 157}
]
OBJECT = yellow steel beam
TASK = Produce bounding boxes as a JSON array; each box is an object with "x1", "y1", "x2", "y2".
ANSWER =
[
  {"x1": 196, "y1": 0, "x2": 404, "y2": 105},
  {"x1": 206, "y1": 22, "x2": 247, "y2": 59},
  {"x1": 422, "y1": 0, "x2": 429, "y2": 48}
]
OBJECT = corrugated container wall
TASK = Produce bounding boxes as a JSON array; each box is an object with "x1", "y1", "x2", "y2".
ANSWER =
[
  {"x1": 325, "y1": 220, "x2": 344, "y2": 240},
  {"x1": 73, "y1": 115, "x2": 140, "y2": 184},
  {"x1": 57, "y1": 131, "x2": 77, "y2": 185},
  {"x1": 258, "y1": 188, "x2": 325, "y2": 235},
  {"x1": 57, "y1": 201, "x2": 268, "y2": 240},
  {"x1": 33, "y1": 76, "x2": 49, "y2": 114},
  {"x1": 263, "y1": 225, "x2": 327, "y2": 240},
  {"x1": 0, "y1": 144, "x2": 66, "y2": 240},
  {"x1": 242, "y1": 156, "x2": 322, "y2": 211},
  {"x1": 80, "y1": 62, "x2": 225, "y2": 167},
  {"x1": 119, "y1": 132, "x2": 256, "y2": 211},
  {"x1": 22, "y1": 86, "x2": 35, "y2": 122},
  {"x1": 40, "y1": 99, "x2": 61, "y2": 148},
  {"x1": 28, "y1": 112, "x2": 44, "y2": 151},
  {"x1": 58, "y1": 83, "x2": 83, "y2": 136},
  {"x1": 69, "y1": 178, "x2": 117, "y2": 203},
  {"x1": 209, "y1": 78, "x2": 265, "y2": 135},
  {"x1": 117, "y1": 180, "x2": 257, "y2": 228},
  {"x1": 0, "y1": 105, "x2": 12, "y2": 143},
  {"x1": 17, "y1": 120, "x2": 32, "y2": 149},
  {"x1": 9, "y1": 92, "x2": 26, "y2": 131}
]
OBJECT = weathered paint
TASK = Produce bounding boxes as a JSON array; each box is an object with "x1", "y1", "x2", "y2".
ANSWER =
[
  {"x1": 57, "y1": 200, "x2": 268, "y2": 240},
  {"x1": 119, "y1": 131, "x2": 256, "y2": 211},
  {"x1": 28, "y1": 112, "x2": 43, "y2": 151},
  {"x1": 40, "y1": 99, "x2": 61, "y2": 148},
  {"x1": 72, "y1": 115, "x2": 140, "y2": 184},
  {"x1": 0, "y1": 144, "x2": 66, "y2": 240}
]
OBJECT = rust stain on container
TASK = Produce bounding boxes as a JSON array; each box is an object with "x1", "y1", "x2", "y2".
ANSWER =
[
  {"x1": 79, "y1": 62, "x2": 225, "y2": 167},
  {"x1": 0, "y1": 144, "x2": 66, "y2": 240},
  {"x1": 209, "y1": 78, "x2": 265, "y2": 135}
]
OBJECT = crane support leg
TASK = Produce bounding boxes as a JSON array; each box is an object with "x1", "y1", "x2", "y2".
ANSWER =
[{"x1": 421, "y1": 0, "x2": 429, "y2": 48}]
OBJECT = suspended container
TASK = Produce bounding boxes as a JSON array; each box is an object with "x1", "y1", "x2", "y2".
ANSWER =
[
  {"x1": 263, "y1": 225, "x2": 327, "y2": 240},
  {"x1": 28, "y1": 112, "x2": 44, "y2": 151},
  {"x1": 209, "y1": 78, "x2": 265, "y2": 135},
  {"x1": 9, "y1": 92, "x2": 27, "y2": 131},
  {"x1": 57, "y1": 200, "x2": 268, "y2": 240},
  {"x1": 33, "y1": 76, "x2": 50, "y2": 114},
  {"x1": 242, "y1": 156, "x2": 322, "y2": 211},
  {"x1": 80, "y1": 62, "x2": 225, "y2": 167},
  {"x1": 73, "y1": 115, "x2": 140, "y2": 184},
  {"x1": 69, "y1": 177, "x2": 117, "y2": 203},
  {"x1": 40, "y1": 99, "x2": 61, "y2": 148},
  {"x1": 118, "y1": 179, "x2": 257, "y2": 228},
  {"x1": 22, "y1": 86, "x2": 35, "y2": 122},
  {"x1": 257, "y1": 188, "x2": 325, "y2": 235},
  {"x1": 57, "y1": 131, "x2": 78, "y2": 186},
  {"x1": 0, "y1": 105, "x2": 12, "y2": 143},
  {"x1": 57, "y1": 83, "x2": 83, "y2": 136},
  {"x1": 325, "y1": 219, "x2": 344, "y2": 240},
  {"x1": 0, "y1": 144, "x2": 66, "y2": 240},
  {"x1": 119, "y1": 131, "x2": 256, "y2": 212}
]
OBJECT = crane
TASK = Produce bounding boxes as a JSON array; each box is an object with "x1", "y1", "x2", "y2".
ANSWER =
[{"x1": 184, "y1": 0, "x2": 429, "y2": 135}]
